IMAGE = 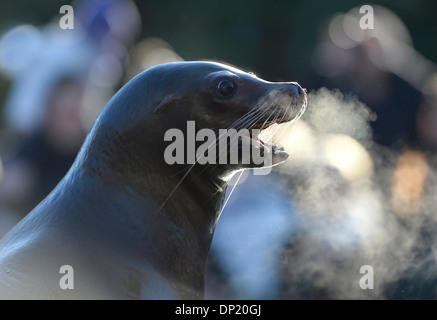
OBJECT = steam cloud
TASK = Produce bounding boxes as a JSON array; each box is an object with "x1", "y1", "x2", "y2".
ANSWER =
[{"x1": 274, "y1": 88, "x2": 437, "y2": 299}]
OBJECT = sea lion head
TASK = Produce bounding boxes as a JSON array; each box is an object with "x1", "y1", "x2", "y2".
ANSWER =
[{"x1": 82, "y1": 61, "x2": 307, "y2": 184}]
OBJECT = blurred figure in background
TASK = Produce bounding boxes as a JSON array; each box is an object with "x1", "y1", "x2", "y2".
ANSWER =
[
  {"x1": 307, "y1": 5, "x2": 437, "y2": 224},
  {"x1": 308, "y1": 6, "x2": 432, "y2": 149},
  {"x1": 0, "y1": 77, "x2": 86, "y2": 236},
  {"x1": 0, "y1": 0, "x2": 141, "y2": 237}
]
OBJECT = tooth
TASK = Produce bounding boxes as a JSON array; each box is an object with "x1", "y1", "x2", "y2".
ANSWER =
[{"x1": 272, "y1": 145, "x2": 285, "y2": 154}]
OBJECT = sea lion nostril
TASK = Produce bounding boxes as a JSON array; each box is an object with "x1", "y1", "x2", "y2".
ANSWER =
[
  {"x1": 295, "y1": 84, "x2": 305, "y2": 96},
  {"x1": 283, "y1": 82, "x2": 304, "y2": 97}
]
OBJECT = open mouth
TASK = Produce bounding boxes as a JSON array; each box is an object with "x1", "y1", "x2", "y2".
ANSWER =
[
  {"x1": 252, "y1": 118, "x2": 290, "y2": 153},
  {"x1": 237, "y1": 120, "x2": 290, "y2": 164}
]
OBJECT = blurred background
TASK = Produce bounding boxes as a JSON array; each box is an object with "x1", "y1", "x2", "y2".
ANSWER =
[{"x1": 0, "y1": 0, "x2": 436, "y2": 299}]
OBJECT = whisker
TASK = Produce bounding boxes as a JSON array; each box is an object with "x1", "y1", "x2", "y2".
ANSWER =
[
  {"x1": 259, "y1": 98, "x2": 291, "y2": 142},
  {"x1": 217, "y1": 170, "x2": 244, "y2": 220},
  {"x1": 274, "y1": 100, "x2": 295, "y2": 142}
]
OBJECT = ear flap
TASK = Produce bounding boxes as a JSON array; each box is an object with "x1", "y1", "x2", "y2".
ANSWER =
[{"x1": 154, "y1": 95, "x2": 179, "y2": 114}]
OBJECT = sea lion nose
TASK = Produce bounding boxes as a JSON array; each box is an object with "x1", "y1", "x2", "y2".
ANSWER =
[
  {"x1": 288, "y1": 82, "x2": 305, "y2": 97},
  {"x1": 283, "y1": 82, "x2": 307, "y2": 121},
  {"x1": 297, "y1": 84, "x2": 306, "y2": 96}
]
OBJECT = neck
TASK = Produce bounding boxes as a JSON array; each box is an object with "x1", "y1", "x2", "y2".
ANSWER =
[{"x1": 71, "y1": 140, "x2": 229, "y2": 298}]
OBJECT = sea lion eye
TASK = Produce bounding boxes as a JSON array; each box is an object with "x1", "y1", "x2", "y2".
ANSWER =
[{"x1": 216, "y1": 79, "x2": 236, "y2": 97}]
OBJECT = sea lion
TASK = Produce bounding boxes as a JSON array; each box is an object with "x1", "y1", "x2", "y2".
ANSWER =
[{"x1": 0, "y1": 61, "x2": 306, "y2": 299}]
